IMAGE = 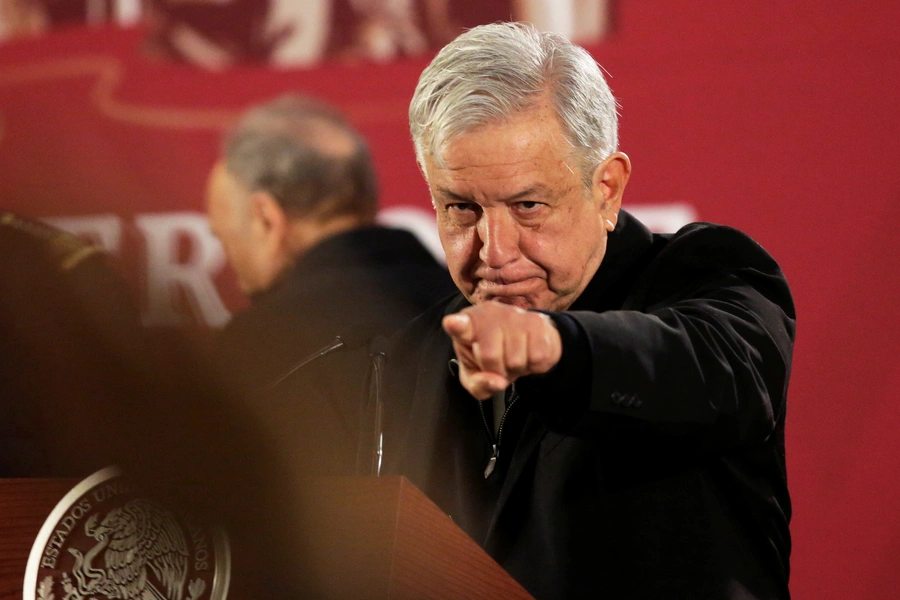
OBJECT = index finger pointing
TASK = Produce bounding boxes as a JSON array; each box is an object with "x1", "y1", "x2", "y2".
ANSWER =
[{"x1": 442, "y1": 313, "x2": 475, "y2": 344}]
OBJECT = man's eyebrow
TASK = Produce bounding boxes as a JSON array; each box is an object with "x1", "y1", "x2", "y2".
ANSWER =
[
  {"x1": 501, "y1": 186, "x2": 547, "y2": 202},
  {"x1": 435, "y1": 185, "x2": 547, "y2": 203},
  {"x1": 435, "y1": 188, "x2": 473, "y2": 202}
]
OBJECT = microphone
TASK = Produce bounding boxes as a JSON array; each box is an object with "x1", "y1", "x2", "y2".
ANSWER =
[{"x1": 267, "y1": 321, "x2": 382, "y2": 389}]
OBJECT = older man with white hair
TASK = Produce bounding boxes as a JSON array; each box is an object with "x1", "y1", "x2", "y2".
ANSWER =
[{"x1": 387, "y1": 22, "x2": 795, "y2": 600}]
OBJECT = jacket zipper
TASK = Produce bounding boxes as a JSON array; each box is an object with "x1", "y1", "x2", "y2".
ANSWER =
[{"x1": 478, "y1": 384, "x2": 520, "y2": 478}]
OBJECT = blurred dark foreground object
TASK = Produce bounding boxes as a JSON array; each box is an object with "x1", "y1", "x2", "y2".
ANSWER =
[
  {"x1": 0, "y1": 211, "x2": 142, "y2": 477},
  {"x1": 0, "y1": 212, "x2": 349, "y2": 596}
]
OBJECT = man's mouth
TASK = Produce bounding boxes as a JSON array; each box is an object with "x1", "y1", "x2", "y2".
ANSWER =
[{"x1": 475, "y1": 277, "x2": 543, "y2": 298}]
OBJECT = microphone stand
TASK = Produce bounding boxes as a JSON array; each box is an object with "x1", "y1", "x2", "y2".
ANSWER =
[
  {"x1": 266, "y1": 324, "x2": 388, "y2": 477},
  {"x1": 367, "y1": 344, "x2": 387, "y2": 477},
  {"x1": 356, "y1": 335, "x2": 389, "y2": 477}
]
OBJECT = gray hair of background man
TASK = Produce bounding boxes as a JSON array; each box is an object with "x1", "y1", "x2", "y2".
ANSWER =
[
  {"x1": 409, "y1": 22, "x2": 619, "y2": 188},
  {"x1": 224, "y1": 95, "x2": 379, "y2": 221}
]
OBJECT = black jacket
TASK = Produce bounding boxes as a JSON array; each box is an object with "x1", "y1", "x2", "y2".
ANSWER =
[
  {"x1": 386, "y1": 211, "x2": 795, "y2": 599},
  {"x1": 216, "y1": 226, "x2": 456, "y2": 475}
]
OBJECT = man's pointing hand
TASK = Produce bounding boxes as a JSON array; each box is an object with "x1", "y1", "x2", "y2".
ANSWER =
[{"x1": 442, "y1": 301, "x2": 562, "y2": 400}]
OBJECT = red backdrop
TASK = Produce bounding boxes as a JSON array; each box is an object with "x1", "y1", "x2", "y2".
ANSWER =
[{"x1": 1, "y1": 1, "x2": 899, "y2": 597}]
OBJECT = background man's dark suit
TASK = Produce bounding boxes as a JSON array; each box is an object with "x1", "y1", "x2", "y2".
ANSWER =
[
  {"x1": 387, "y1": 210, "x2": 795, "y2": 599},
  {"x1": 216, "y1": 225, "x2": 455, "y2": 474}
]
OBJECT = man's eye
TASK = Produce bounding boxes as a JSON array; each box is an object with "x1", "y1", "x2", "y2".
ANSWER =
[
  {"x1": 448, "y1": 203, "x2": 475, "y2": 212},
  {"x1": 516, "y1": 201, "x2": 546, "y2": 213}
]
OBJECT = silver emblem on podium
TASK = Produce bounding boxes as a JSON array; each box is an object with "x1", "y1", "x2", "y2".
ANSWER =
[{"x1": 23, "y1": 467, "x2": 230, "y2": 600}]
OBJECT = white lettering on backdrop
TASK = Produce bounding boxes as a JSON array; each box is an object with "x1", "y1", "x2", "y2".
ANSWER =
[{"x1": 46, "y1": 203, "x2": 696, "y2": 327}]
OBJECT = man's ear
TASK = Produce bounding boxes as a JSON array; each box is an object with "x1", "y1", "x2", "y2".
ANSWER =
[
  {"x1": 591, "y1": 152, "x2": 631, "y2": 231},
  {"x1": 249, "y1": 191, "x2": 287, "y2": 249},
  {"x1": 243, "y1": 192, "x2": 292, "y2": 291}
]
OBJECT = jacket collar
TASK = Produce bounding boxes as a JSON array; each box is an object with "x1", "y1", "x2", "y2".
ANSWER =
[
  {"x1": 297, "y1": 226, "x2": 435, "y2": 272},
  {"x1": 570, "y1": 209, "x2": 656, "y2": 312},
  {"x1": 249, "y1": 226, "x2": 436, "y2": 304}
]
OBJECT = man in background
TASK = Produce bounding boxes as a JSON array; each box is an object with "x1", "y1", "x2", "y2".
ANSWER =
[{"x1": 206, "y1": 94, "x2": 454, "y2": 474}]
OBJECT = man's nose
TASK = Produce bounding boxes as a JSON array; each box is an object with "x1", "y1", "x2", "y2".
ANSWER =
[{"x1": 478, "y1": 208, "x2": 520, "y2": 268}]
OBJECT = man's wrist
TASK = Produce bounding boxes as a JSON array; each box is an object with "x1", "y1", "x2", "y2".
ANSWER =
[{"x1": 521, "y1": 311, "x2": 592, "y2": 428}]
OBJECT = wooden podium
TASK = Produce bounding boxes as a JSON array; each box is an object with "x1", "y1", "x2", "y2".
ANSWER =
[{"x1": 0, "y1": 476, "x2": 533, "y2": 600}]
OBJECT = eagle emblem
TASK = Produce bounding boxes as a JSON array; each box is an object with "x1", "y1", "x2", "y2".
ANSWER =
[
  {"x1": 63, "y1": 499, "x2": 198, "y2": 600},
  {"x1": 24, "y1": 467, "x2": 228, "y2": 600}
]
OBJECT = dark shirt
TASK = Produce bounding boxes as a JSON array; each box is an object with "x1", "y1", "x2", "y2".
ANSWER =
[
  {"x1": 387, "y1": 211, "x2": 795, "y2": 599},
  {"x1": 216, "y1": 225, "x2": 456, "y2": 475}
]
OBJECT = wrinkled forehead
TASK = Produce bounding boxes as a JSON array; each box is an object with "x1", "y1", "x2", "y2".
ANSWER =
[
  {"x1": 425, "y1": 102, "x2": 579, "y2": 181},
  {"x1": 425, "y1": 92, "x2": 558, "y2": 167}
]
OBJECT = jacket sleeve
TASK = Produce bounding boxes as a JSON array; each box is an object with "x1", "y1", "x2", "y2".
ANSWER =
[{"x1": 525, "y1": 225, "x2": 796, "y2": 450}]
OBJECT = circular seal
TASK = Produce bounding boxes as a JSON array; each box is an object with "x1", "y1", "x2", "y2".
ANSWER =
[{"x1": 23, "y1": 466, "x2": 230, "y2": 600}]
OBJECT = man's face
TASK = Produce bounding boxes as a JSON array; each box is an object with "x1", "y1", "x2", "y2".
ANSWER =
[
  {"x1": 206, "y1": 163, "x2": 273, "y2": 296},
  {"x1": 424, "y1": 100, "x2": 624, "y2": 311}
]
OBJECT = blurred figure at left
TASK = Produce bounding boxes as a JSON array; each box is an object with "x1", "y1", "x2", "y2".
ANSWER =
[
  {"x1": 0, "y1": 212, "x2": 144, "y2": 477},
  {"x1": 0, "y1": 212, "x2": 353, "y2": 595}
]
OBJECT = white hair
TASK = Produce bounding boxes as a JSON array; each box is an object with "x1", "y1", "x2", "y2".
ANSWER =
[
  {"x1": 224, "y1": 94, "x2": 378, "y2": 220},
  {"x1": 409, "y1": 22, "x2": 619, "y2": 187}
]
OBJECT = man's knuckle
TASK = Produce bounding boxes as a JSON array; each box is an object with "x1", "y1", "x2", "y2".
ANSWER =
[
  {"x1": 507, "y1": 354, "x2": 528, "y2": 372},
  {"x1": 529, "y1": 347, "x2": 549, "y2": 366}
]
